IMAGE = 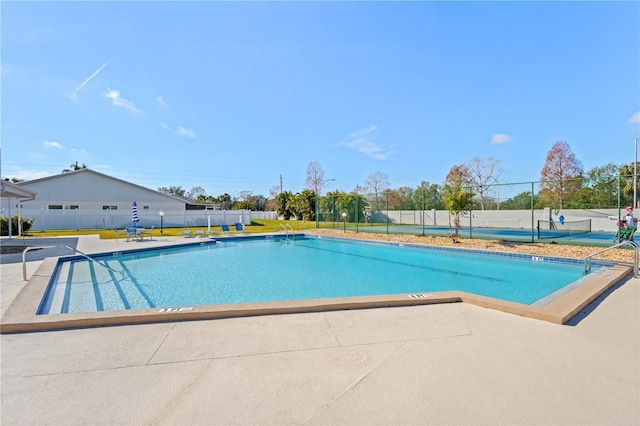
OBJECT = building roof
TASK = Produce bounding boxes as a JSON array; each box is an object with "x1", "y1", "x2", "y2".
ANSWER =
[
  {"x1": 1, "y1": 179, "x2": 36, "y2": 200},
  {"x1": 16, "y1": 169, "x2": 189, "y2": 204}
]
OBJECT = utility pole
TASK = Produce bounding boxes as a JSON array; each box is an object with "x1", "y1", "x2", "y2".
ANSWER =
[{"x1": 280, "y1": 175, "x2": 283, "y2": 194}]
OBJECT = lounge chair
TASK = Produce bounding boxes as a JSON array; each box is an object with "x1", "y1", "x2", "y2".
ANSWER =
[
  {"x1": 234, "y1": 223, "x2": 247, "y2": 233},
  {"x1": 206, "y1": 229, "x2": 219, "y2": 238},
  {"x1": 126, "y1": 227, "x2": 139, "y2": 241},
  {"x1": 193, "y1": 230, "x2": 205, "y2": 238},
  {"x1": 141, "y1": 226, "x2": 154, "y2": 240},
  {"x1": 114, "y1": 228, "x2": 128, "y2": 241},
  {"x1": 220, "y1": 224, "x2": 232, "y2": 234},
  {"x1": 178, "y1": 230, "x2": 194, "y2": 238}
]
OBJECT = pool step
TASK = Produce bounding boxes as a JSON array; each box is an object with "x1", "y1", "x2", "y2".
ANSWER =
[{"x1": 51, "y1": 260, "x2": 155, "y2": 313}]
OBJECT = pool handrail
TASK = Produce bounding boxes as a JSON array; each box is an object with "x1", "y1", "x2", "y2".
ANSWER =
[
  {"x1": 278, "y1": 223, "x2": 295, "y2": 244},
  {"x1": 584, "y1": 240, "x2": 638, "y2": 278},
  {"x1": 22, "y1": 245, "x2": 125, "y2": 281}
]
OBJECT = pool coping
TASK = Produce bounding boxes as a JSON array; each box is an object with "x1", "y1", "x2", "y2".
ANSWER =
[{"x1": 0, "y1": 235, "x2": 632, "y2": 333}]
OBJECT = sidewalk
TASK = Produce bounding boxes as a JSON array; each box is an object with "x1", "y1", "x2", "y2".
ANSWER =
[{"x1": 1, "y1": 235, "x2": 638, "y2": 425}]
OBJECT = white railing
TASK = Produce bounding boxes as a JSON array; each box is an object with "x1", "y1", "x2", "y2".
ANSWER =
[
  {"x1": 584, "y1": 241, "x2": 638, "y2": 278},
  {"x1": 22, "y1": 245, "x2": 125, "y2": 281}
]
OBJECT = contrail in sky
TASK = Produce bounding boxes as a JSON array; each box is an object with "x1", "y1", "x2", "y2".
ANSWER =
[{"x1": 70, "y1": 59, "x2": 111, "y2": 99}]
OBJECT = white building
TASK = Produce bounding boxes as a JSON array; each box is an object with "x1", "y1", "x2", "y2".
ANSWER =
[{"x1": 1, "y1": 169, "x2": 251, "y2": 231}]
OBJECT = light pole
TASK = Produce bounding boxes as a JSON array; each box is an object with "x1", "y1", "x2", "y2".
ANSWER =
[
  {"x1": 342, "y1": 211, "x2": 347, "y2": 232},
  {"x1": 159, "y1": 210, "x2": 164, "y2": 235},
  {"x1": 635, "y1": 138, "x2": 640, "y2": 208}
]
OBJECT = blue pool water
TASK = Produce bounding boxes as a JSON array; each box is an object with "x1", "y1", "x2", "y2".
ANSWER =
[{"x1": 38, "y1": 235, "x2": 605, "y2": 314}]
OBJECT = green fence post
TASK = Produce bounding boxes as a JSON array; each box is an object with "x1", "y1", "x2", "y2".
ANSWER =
[
  {"x1": 531, "y1": 182, "x2": 535, "y2": 243},
  {"x1": 422, "y1": 185, "x2": 426, "y2": 236},
  {"x1": 386, "y1": 194, "x2": 389, "y2": 234},
  {"x1": 355, "y1": 192, "x2": 359, "y2": 233},
  {"x1": 618, "y1": 176, "x2": 621, "y2": 221}
]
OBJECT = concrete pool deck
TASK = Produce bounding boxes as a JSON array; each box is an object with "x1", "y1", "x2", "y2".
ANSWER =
[{"x1": 1, "y1": 235, "x2": 639, "y2": 424}]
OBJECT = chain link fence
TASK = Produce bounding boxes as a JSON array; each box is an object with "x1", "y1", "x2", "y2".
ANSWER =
[{"x1": 315, "y1": 175, "x2": 635, "y2": 243}]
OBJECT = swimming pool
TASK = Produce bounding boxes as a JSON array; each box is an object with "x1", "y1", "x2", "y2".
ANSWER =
[
  {"x1": 1, "y1": 233, "x2": 630, "y2": 333},
  {"x1": 38, "y1": 235, "x2": 610, "y2": 315}
]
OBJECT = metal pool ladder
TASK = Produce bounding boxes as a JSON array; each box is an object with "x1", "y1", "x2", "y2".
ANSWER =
[
  {"x1": 584, "y1": 240, "x2": 638, "y2": 278},
  {"x1": 279, "y1": 223, "x2": 295, "y2": 244},
  {"x1": 22, "y1": 245, "x2": 126, "y2": 281}
]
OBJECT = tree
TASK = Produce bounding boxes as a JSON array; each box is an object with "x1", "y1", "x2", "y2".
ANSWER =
[
  {"x1": 245, "y1": 194, "x2": 267, "y2": 211},
  {"x1": 618, "y1": 162, "x2": 636, "y2": 207},
  {"x1": 322, "y1": 191, "x2": 368, "y2": 223},
  {"x1": 265, "y1": 185, "x2": 281, "y2": 212},
  {"x1": 287, "y1": 189, "x2": 316, "y2": 221},
  {"x1": 575, "y1": 163, "x2": 619, "y2": 209},
  {"x1": 412, "y1": 181, "x2": 444, "y2": 210},
  {"x1": 275, "y1": 191, "x2": 293, "y2": 219},
  {"x1": 232, "y1": 200, "x2": 255, "y2": 210},
  {"x1": 269, "y1": 185, "x2": 280, "y2": 199},
  {"x1": 0, "y1": 216, "x2": 34, "y2": 236},
  {"x1": 445, "y1": 164, "x2": 473, "y2": 186},
  {"x1": 216, "y1": 193, "x2": 233, "y2": 210},
  {"x1": 464, "y1": 156, "x2": 505, "y2": 210},
  {"x1": 158, "y1": 186, "x2": 186, "y2": 197},
  {"x1": 500, "y1": 191, "x2": 536, "y2": 210},
  {"x1": 187, "y1": 186, "x2": 206, "y2": 200},
  {"x1": 539, "y1": 141, "x2": 584, "y2": 209},
  {"x1": 62, "y1": 161, "x2": 87, "y2": 173},
  {"x1": 394, "y1": 186, "x2": 415, "y2": 210},
  {"x1": 305, "y1": 161, "x2": 327, "y2": 195},
  {"x1": 365, "y1": 171, "x2": 390, "y2": 211},
  {"x1": 441, "y1": 177, "x2": 474, "y2": 242},
  {"x1": 447, "y1": 157, "x2": 504, "y2": 210}
]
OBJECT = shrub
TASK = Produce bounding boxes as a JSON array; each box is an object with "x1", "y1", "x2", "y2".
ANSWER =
[{"x1": 0, "y1": 216, "x2": 34, "y2": 236}]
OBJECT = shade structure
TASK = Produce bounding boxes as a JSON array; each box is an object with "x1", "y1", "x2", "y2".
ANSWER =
[{"x1": 131, "y1": 201, "x2": 139, "y2": 226}]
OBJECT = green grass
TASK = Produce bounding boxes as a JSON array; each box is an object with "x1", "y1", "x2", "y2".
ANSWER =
[{"x1": 17, "y1": 220, "x2": 323, "y2": 239}]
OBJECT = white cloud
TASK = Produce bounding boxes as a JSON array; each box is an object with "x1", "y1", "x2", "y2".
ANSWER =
[
  {"x1": 43, "y1": 140, "x2": 63, "y2": 149},
  {"x1": 156, "y1": 96, "x2": 167, "y2": 108},
  {"x1": 105, "y1": 89, "x2": 139, "y2": 112},
  {"x1": 7, "y1": 170, "x2": 52, "y2": 181},
  {"x1": 69, "y1": 148, "x2": 88, "y2": 155},
  {"x1": 628, "y1": 111, "x2": 640, "y2": 124},
  {"x1": 176, "y1": 126, "x2": 198, "y2": 139},
  {"x1": 491, "y1": 133, "x2": 514, "y2": 144},
  {"x1": 338, "y1": 125, "x2": 395, "y2": 160},
  {"x1": 161, "y1": 122, "x2": 198, "y2": 139}
]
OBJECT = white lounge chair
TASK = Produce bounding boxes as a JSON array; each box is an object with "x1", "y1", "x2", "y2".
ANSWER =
[
  {"x1": 126, "y1": 227, "x2": 139, "y2": 241},
  {"x1": 114, "y1": 228, "x2": 128, "y2": 241},
  {"x1": 141, "y1": 226, "x2": 154, "y2": 240},
  {"x1": 178, "y1": 230, "x2": 194, "y2": 238}
]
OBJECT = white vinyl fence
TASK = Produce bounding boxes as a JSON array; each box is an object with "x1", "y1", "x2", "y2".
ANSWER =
[{"x1": 11, "y1": 208, "x2": 272, "y2": 231}]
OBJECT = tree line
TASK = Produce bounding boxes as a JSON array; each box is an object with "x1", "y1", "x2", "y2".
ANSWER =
[
  {"x1": 161, "y1": 141, "x2": 636, "y2": 218},
  {"x1": 39, "y1": 141, "x2": 634, "y2": 218}
]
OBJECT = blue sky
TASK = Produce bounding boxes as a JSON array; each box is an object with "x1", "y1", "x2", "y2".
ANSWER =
[{"x1": 2, "y1": 1, "x2": 639, "y2": 199}]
